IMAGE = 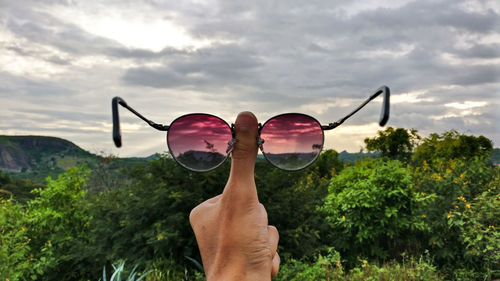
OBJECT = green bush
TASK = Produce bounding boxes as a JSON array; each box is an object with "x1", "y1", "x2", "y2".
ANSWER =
[
  {"x1": 0, "y1": 166, "x2": 92, "y2": 280},
  {"x1": 448, "y1": 172, "x2": 500, "y2": 280},
  {"x1": 25, "y1": 165, "x2": 93, "y2": 280},
  {"x1": 411, "y1": 157, "x2": 497, "y2": 278},
  {"x1": 322, "y1": 158, "x2": 432, "y2": 266},
  {"x1": 274, "y1": 248, "x2": 344, "y2": 281},
  {"x1": 0, "y1": 198, "x2": 53, "y2": 280}
]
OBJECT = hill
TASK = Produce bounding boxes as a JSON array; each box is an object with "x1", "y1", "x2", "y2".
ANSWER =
[
  {"x1": 492, "y1": 148, "x2": 500, "y2": 164},
  {"x1": 0, "y1": 135, "x2": 91, "y2": 172},
  {"x1": 0, "y1": 135, "x2": 148, "y2": 184}
]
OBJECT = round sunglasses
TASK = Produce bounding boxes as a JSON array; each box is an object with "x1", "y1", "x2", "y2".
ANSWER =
[{"x1": 112, "y1": 86, "x2": 390, "y2": 172}]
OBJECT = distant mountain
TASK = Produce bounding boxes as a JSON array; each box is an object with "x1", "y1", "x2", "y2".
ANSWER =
[
  {"x1": 0, "y1": 135, "x2": 149, "y2": 183},
  {"x1": 492, "y1": 148, "x2": 500, "y2": 164},
  {"x1": 337, "y1": 150, "x2": 378, "y2": 163},
  {"x1": 0, "y1": 136, "x2": 91, "y2": 172}
]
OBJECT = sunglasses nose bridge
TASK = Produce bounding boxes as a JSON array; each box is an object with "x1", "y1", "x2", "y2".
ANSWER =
[
  {"x1": 257, "y1": 137, "x2": 265, "y2": 152},
  {"x1": 256, "y1": 122, "x2": 264, "y2": 151},
  {"x1": 226, "y1": 138, "x2": 236, "y2": 154}
]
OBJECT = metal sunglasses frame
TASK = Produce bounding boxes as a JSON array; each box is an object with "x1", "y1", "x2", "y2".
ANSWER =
[{"x1": 112, "y1": 85, "x2": 390, "y2": 171}]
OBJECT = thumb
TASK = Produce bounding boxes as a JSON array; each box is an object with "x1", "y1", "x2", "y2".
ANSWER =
[{"x1": 223, "y1": 111, "x2": 259, "y2": 201}]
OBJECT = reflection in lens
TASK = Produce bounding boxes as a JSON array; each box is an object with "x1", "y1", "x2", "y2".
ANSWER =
[
  {"x1": 260, "y1": 114, "x2": 323, "y2": 170},
  {"x1": 168, "y1": 114, "x2": 232, "y2": 171}
]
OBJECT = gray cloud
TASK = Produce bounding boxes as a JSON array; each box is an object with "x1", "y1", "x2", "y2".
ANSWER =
[
  {"x1": 454, "y1": 43, "x2": 500, "y2": 59},
  {"x1": 123, "y1": 44, "x2": 264, "y2": 89},
  {"x1": 450, "y1": 65, "x2": 500, "y2": 86}
]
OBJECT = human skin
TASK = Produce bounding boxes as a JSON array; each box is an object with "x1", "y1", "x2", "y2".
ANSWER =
[{"x1": 189, "y1": 111, "x2": 280, "y2": 281}]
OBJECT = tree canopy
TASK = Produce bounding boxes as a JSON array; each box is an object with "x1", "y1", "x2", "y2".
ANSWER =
[{"x1": 364, "y1": 127, "x2": 420, "y2": 162}]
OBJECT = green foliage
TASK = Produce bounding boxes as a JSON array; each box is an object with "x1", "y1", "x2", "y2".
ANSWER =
[
  {"x1": 257, "y1": 149, "x2": 343, "y2": 260},
  {"x1": 322, "y1": 158, "x2": 433, "y2": 265},
  {"x1": 0, "y1": 166, "x2": 90, "y2": 281},
  {"x1": 25, "y1": 165, "x2": 93, "y2": 280},
  {"x1": 275, "y1": 249, "x2": 442, "y2": 281},
  {"x1": 412, "y1": 130, "x2": 493, "y2": 165},
  {"x1": 0, "y1": 198, "x2": 53, "y2": 280},
  {"x1": 274, "y1": 248, "x2": 344, "y2": 281},
  {"x1": 1, "y1": 132, "x2": 498, "y2": 280},
  {"x1": 88, "y1": 154, "x2": 229, "y2": 276},
  {"x1": 448, "y1": 174, "x2": 500, "y2": 280},
  {"x1": 0, "y1": 170, "x2": 44, "y2": 203},
  {"x1": 345, "y1": 257, "x2": 442, "y2": 281},
  {"x1": 364, "y1": 127, "x2": 420, "y2": 162},
  {"x1": 411, "y1": 156, "x2": 496, "y2": 275}
]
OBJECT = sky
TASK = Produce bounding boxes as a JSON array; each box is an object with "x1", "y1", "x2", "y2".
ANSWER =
[{"x1": 0, "y1": 0, "x2": 499, "y2": 157}]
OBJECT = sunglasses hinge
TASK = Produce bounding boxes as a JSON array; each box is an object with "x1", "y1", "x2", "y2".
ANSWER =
[
  {"x1": 150, "y1": 122, "x2": 169, "y2": 131},
  {"x1": 321, "y1": 121, "x2": 341, "y2": 131}
]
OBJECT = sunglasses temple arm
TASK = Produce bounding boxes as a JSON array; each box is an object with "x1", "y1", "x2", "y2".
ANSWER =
[
  {"x1": 112, "y1": 96, "x2": 169, "y2": 148},
  {"x1": 322, "y1": 85, "x2": 390, "y2": 131}
]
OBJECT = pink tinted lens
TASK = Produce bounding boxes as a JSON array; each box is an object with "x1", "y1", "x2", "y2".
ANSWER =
[
  {"x1": 167, "y1": 114, "x2": 232, "y2": 171},
  {"x1": 260, "y1": 114, "x2": 323, "y2": 170}
]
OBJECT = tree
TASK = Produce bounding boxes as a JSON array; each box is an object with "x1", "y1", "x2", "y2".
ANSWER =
[
  {"x1": 412, "y1": 130, "x2": 493, "y2": 165},
  {"x1": 364, "y1": 127, "x2": 420, "y2": 162}
]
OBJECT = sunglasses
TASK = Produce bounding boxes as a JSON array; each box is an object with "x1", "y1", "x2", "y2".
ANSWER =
[{"x1": 112, "y1": 86, "x2": 390, "y2": 172}]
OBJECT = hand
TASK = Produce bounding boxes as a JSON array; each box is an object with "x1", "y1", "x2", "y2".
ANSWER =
[{"x1": 189, "y1": 111, "x2": 280, "y2": 281}]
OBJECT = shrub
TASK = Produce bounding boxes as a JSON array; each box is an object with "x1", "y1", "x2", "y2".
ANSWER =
[
  {"x1": 274, "y1": 248, "x2": 344, "y2": 281},
  {"x1": 0, "y1": 198, "x2": 53, "y2": 280},
  {"x1": 322, "y1": 158, "x2": 432, "y2": 266},
  {"x1": 448, "y1": 171, "x2": 500, "y2": 280},
  {"x1": 411, "y1": 157, "x2": 496, "y2": 278},
  {"x1": 25, "y1": 165, "x2": 93, "y2": 280}
]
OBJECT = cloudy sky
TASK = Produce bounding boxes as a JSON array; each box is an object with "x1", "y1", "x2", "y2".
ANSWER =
[{"x1": 1, "y1": 0, "x2": 499, "y2": 157}]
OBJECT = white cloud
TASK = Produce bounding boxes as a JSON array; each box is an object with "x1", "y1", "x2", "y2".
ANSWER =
[
  {"x1": 357, "y1": 44, "x2": 415, "y2": 59},
  {"x1": 299, "y1": 97, "x2": 358, "y2": 115},
  {"x1": 445, "y1": 101, "x2": 488, "y2": 110},
  {"x1": 0, "y1": 28, "x2": 67, "y2": 78},
  {"x1": 391, "y1": 90, "x2": 435, "y2": 104},
  {"x1": 46, "y1": 3, "x2": 211, "y2": 52},
  {"x1": 431, "y1": 101, "x2": 489, "y2": 120}
]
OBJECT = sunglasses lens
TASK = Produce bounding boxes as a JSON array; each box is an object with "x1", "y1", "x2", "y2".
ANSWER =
[
  {"x1": 260, "y1": 114, "x2": 323, "y2": 170},
  {"x1": 168, "y1": 114, "x2": 232, "y2": 172}
]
